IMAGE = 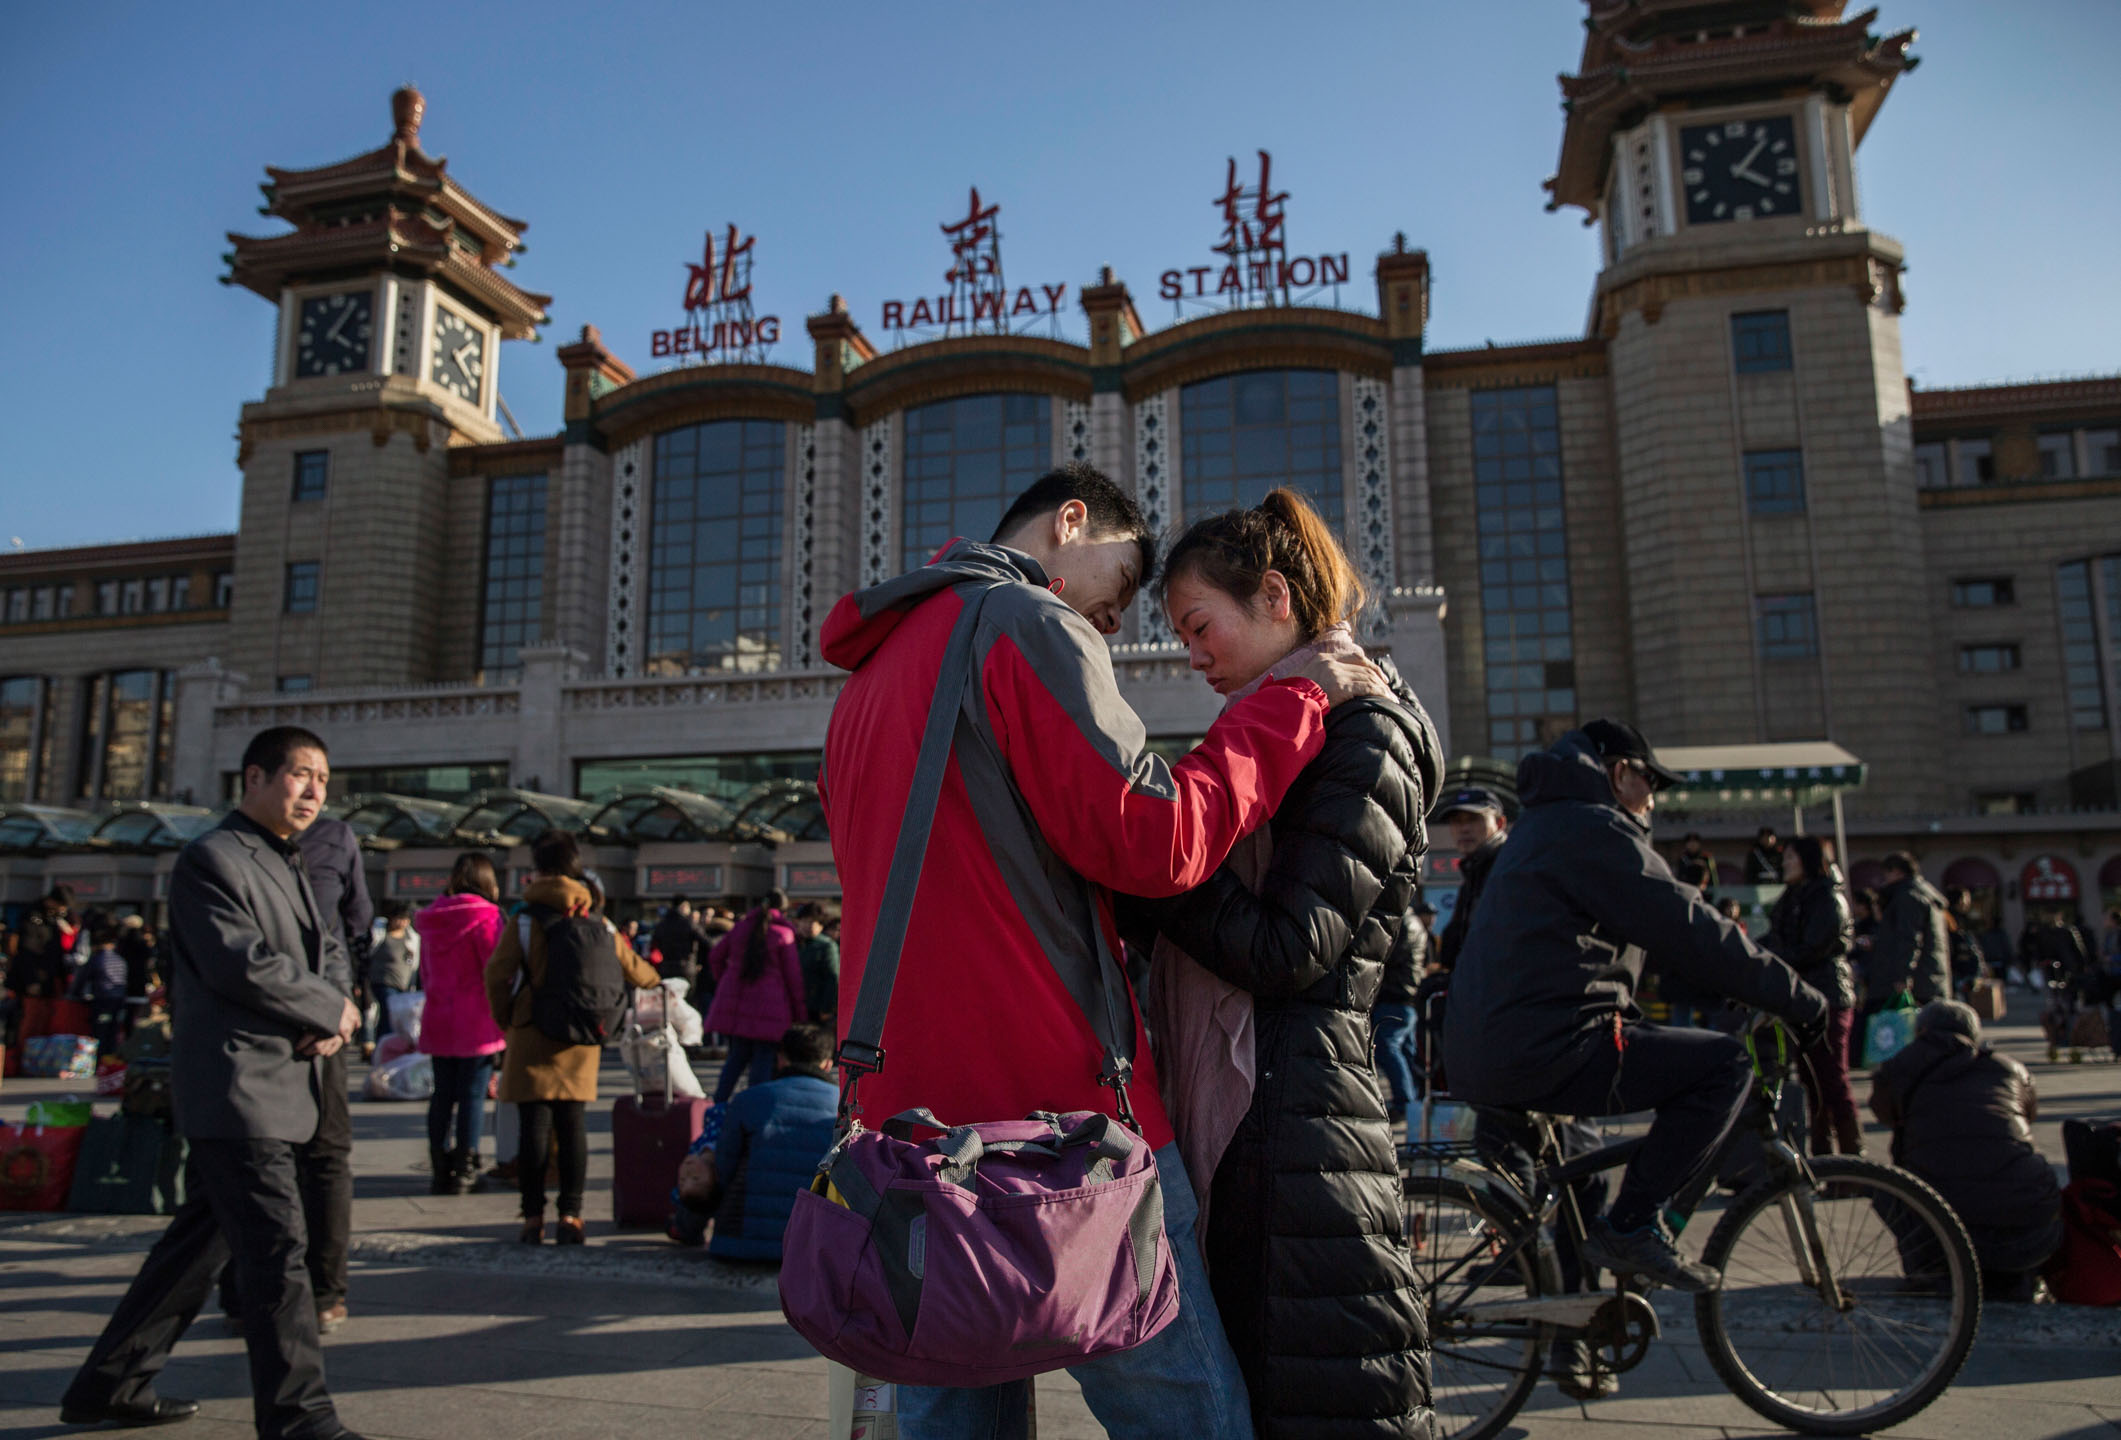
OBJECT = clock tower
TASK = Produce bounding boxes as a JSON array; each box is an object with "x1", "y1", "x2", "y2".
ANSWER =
[
  {"x1": 1551, "y1": 1, "x2": 1944, "y2": 813},
  {"x1": 221, "y1": 86, "x2": 551, "y2": 691}
]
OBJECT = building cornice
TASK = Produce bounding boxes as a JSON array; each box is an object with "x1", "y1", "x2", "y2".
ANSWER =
[
  {"x1": 1119, "y1": 309, "x2": 1389, "y2": 401},
  {"x1": 1917, "y1": 475, "x2": 2121, "y2": 510},
  {"x1": 1424, "y1": 337, "x2": 1609, "y2": 390},
  {"x1": 1593, "y1": 226, "x2": 1901, "y2": 334},
  {"x1": 1910, "y1": 375, "x2": 2121, "y2": 430},
  {"x1": 592, "y1": 365, "x2": 818, "y2": 447},
  {"x1": 0, "y1": 534, "x2": 235, "y2": 578},
  {"x1": 447, "y1": 437, "x2": 565, "y2": 478}
]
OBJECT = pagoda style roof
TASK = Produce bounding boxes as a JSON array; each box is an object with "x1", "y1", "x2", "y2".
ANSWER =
[
  {"x1": 1548, "y1": 2, "x2": 1917, "y2": 214},
  {"x1": 224, "y1": 86, "x2": 551, "y2": 338}
]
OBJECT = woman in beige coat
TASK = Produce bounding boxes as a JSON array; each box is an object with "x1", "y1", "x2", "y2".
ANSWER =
[{"x1": 485, "y1": 830, "x2": 658, "y2": 1243}]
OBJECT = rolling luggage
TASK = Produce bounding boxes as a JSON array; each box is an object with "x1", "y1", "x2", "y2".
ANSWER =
[{"x1": 612, "y1": 991, "x2": 708, "y2": 1227}]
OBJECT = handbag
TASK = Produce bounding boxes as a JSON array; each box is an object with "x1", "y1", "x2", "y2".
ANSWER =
[
  {"x1": 1968, "y1": 977, "x2": 2008, "y2": 1022},
  {"x1": 0, "y1": 1123, "x2": 88, "y2": 1211},
  {"x1": 778, "y1": 581, "x2": 1180, "y2": 1387},
  {"x1": 2071, "y1": 1007, "x2": 2111, "y2": 1051},
  {"x1": 2045, "y1": 1179, "x2": 2121, "y2": 1307},
  {"x1": 1864, "y1": 992, "x2": 1918, "y2": 1067}
]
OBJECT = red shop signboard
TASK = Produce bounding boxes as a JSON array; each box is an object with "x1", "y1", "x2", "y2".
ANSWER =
[{"x1": 2019, "y1": 854, "x2": 2079, "y2": 903}]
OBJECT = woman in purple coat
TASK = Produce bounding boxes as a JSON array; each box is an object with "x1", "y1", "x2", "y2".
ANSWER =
[{"x1": 703, "y1": 888, "x2": 805, "y2": 1101}]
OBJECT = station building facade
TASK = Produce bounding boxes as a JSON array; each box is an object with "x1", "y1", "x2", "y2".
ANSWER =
[{"x1": 3, "y1": 0, "x2": 2118, "y2": 932}]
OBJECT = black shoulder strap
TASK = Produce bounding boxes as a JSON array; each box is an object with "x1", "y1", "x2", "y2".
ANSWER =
[{"x1": 836, "y1": 580, "x2": 1136, "y2": 1127}]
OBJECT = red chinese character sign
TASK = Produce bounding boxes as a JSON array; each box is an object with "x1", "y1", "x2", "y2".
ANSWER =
[
  {"x1": 2020, "y1": 854, "x2": 2080, "y2": 903},
  {"x1": 652, "y1": 224, "x2": 782, "y2": 364},
  {"x1": 1158, "y1": 150, "x2": 1350, "y2": 313},
  {"x1": 879, "y1": 187, "x2": 1070, "y2": 339}
]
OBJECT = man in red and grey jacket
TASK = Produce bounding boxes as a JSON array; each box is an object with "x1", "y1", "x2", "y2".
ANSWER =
[{"x1": 819, "y1": 463, "x2": 1380, "y2": 1438}]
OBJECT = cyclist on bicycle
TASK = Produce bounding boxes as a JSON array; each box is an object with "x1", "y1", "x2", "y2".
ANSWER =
[{"x1": 1441, "y1": 719, "x2": 1828, "y2": 1292}]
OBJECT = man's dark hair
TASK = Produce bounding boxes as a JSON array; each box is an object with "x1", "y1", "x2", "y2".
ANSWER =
[
  {"x1": 242, "y1": 725, "x2": 329, "y2": 778},
  {"x1": 991, "y1": 463, "x2": 1156, "y2": 578},
  {"x1": 531, "y1": 828, "x2": 584, "y2": 879},
  {"x1": 671, "y1": 894, "x2": 690, "y2": 910},
  {"x1": 778, "y1": 1022, "x2": 835, "y2": 1073},
  {"x1": 1683, "y1": 832, "x2": 1702, "y2": 844},
  {"x1": 1882, "y1": 850, "x2": 1919, "y2": 879},
  {"x1": 44, "y1": 883, "x2": 75, "y2": 910},
  {"x1": 91, "y1": 922, "x2": 120, "y2": 950}
]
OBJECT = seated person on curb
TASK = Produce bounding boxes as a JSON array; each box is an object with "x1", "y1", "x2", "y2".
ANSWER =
[
  {"x1": 1442, "y1": 719, "x2": 1828, "y2": 1293},
  {"x1": 670, "y1": 1024, "x2": 838, "y2": 1261},
  {"x1": 1869, "y1": 999, "x2": 2062, "y2": 1301}
]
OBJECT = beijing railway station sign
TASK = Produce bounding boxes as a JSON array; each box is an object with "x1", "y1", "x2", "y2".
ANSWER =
[
  {"x1": 1156, "y1": 150, "x2": 1350, "y2": 312},
  {"x1": 650, "y1": 223, "x2": 783, "y2": 363},
  {"x1": 878, "y1": 187, "x2": 1071, "y2": 340}
]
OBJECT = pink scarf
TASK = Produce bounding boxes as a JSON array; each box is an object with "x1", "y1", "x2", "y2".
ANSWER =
[{"x1": 1143, "y1": 623, "x2": 1371, "y2": 1228}]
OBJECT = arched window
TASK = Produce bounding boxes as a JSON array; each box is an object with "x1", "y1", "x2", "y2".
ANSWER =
[
  {"x1": 1179, "y1": 370, "x2": 1343, "y2": 525},
  {"x1": 902, "y1": 394, "x2": 1051, "y2": 571},
  {"x1": 646, "y1": 420, "x2": 786, "y2": 674}
]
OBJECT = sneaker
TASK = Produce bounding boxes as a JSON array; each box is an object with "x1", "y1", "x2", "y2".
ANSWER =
[
  {"x1": 1549, "y1": 1339, "x2": 1619, "y2": 1401},
  {"x1": 1579, "y1": 1215, "x2": 1720, "y2": 1294},
  {"x1": 316, "y1": 1302, "x2": 348, "y2": 1335}
]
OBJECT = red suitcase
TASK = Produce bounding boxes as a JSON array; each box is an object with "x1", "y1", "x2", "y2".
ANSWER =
[{"x1": 611, "y1": 1005, "x2": 709, "y2": 1227}]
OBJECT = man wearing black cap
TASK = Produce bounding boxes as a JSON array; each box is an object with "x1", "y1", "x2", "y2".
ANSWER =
[
  {"x1": 1432, "y1": 786, "x2": 1509, "y2": 975},
  {"x1": 1442, "y1": 719, "x2": 1828, "y2": 1293}
]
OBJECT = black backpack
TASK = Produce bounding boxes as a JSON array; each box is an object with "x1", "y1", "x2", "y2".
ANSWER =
[{"x1": 526, "y1": 905, "x2": 629, "y2": 1046}]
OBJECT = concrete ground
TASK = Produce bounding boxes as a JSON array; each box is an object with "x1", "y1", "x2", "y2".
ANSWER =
[{"x1": 3, "y1": 988, "x2": 2117, "y2": 1439}]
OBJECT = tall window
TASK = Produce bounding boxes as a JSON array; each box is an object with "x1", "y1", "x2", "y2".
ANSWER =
[
  {"x1": 1730, "y1": 311, "x2": 1793, "y2": 373},
  {"x1": 78, "y1": 669, "x2": 172, "y2": 801},
  {"x1": 2057, "y1": 560, "x2": 2109, "y2": 730},
  {"x1": 1180, "y1": 370, "x2": 1342, "y2": 525},
  {"x1": 1744, "y1": 449, "x2": 1807, "y2": 515},
  {"x1": 292, "y1": 450, "x2": 329, "y2": 503},
  {"x1": 284, "y1": 561, "x2": 319, "y2": 614},
  {"x1": 1958, "y1": 438, "x2": 1995, "y2": 486},
  {"x1": 902, "y1": 394, "x2": 1050, "y2": 571},
  {"x1": 214, "y1": 570, "x2": 234, "y2": 608},
  {"x1": 4, "y1": 590, "x2": 24, "y2": 624},
  {"x1": 1913, "y1": 441, "x2": 1947, "y2": 490},
  {"x1": 1757, "y1": 594, "x2": 1820, "y2": 660},
  {"x1": 0, "y1": 677, "x2": 47, "y2": 802},
  {"x1": 2036, "y1": 433, "x2": 2075, "y2": 480},
  {"x1": 646, "y1": 420, "x2": 785, "y2": 674},
  {"x1": 479, "y1": 473, "x2": 548, "y2": 678},
  {"x1": 1470, "y1": 385, "x2": 1574, "y2": 760}
]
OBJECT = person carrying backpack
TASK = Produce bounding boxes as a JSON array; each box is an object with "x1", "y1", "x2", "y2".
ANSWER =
[{"x1": 485, "y1": 829, "x2": 659, "y2": 1243}]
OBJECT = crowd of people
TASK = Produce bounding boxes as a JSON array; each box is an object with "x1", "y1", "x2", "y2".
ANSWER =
[{"x1": 4, "y1": 460, "x2": 2115, "y2": 1440}]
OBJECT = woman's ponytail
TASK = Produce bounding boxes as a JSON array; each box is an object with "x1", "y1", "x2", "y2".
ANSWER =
[{"x1": 1157, "y1": 486, "x2": 1365, "y2": 638}]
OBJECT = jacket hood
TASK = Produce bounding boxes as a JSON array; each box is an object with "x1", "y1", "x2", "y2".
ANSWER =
[
  {"x1": 414, "y1": 892, "x2": 501, "y2": 946},
  {"x1": 819, "y1": 539, "x2": 1042, "y2": 672},
  {"x1": 1892, "y1": 1028, "x2": 1982, "y2": 1088},
  {"x1": 1516, "y1": 729, "x2": 1628, "y2": 815},
  {"x1": 524, "y1": 876, "x2": 593, "y2": 913}
]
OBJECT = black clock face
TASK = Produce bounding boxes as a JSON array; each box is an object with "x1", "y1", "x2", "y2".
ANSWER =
[
  {"x1": 1681, "y1": 115, "x2": 1803, "y2": 225},
  {"x1": 295, "y1": 291, "x2": 373, "y2": 377},
  {"x1": 429, "y1": 307, "x2": 486, "y2": 402}
]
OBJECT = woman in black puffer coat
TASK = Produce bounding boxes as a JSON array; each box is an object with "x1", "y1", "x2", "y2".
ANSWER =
[
  {"x1": 1140, "y1": 490, "x2": 1441, "y2": 1440},
  {"x1": 1766, "y1": 835, "x2": 1861, "y2": 1154}
]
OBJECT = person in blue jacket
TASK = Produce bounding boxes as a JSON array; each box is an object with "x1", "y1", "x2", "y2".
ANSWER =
[{"x1": 671, "y1": 1023, "x2": 838, "y2": 1260}]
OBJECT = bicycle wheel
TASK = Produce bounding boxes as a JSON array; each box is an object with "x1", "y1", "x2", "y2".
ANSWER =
[
  {"x1": 1695, "y1": 1155, "x2": 1981, "y2": 1435},
  {"x1": 1404, "y1": 1174, "x2": 1548, "y2": 1440}
]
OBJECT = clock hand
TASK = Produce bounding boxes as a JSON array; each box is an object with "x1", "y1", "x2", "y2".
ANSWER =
[
  {"x1": 325, "y1": 305, "x2": 352, "y2": 344},
  {"x1": 451, "y1": 341, "x2": 477, "y2": 377},
  {"x1": 1730, "y1": 136, "x2": 1770, "y2": 186}
]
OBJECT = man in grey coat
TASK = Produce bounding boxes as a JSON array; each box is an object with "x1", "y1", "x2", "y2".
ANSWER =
[{"x1": 62, "y1": 726, "x2": 363, "y2": 1440}]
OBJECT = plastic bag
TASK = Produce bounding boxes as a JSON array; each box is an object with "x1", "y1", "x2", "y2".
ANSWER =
[
  {"x1": 1419, "y1": 1099, "x2": 1478, "y2": 1145},
  {"x1": 620, "y1": 1025, "x2": 705, "y2": 1100},
  {"x1": 1864, "y1": 993, "x2": 1918, "y2": 1067},
  {"x1": 373, "y1": 1033, "x2": 415, "y2": 1068},
  {"x1": 362, "y1": 1052, "x2": 433, "y2": 1101},
  {"x1": 385, "y1": 990, "x2": 426, "y2": 1048},
  {"x1": 24, "y1": 1035, "x2": 97, "y2": 1079},
  {"x1": 0, "y1": 1124, "x2": 87, "y2": 1211},
  {"x1": 25, "y1": 1096, "x2": 94, "y2": 1128},
  {"x1": 661, "y1": 979, "x2": 706, "y2": 1049}
]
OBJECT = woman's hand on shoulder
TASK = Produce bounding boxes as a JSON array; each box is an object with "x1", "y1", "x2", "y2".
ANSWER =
[{"x1": 1291, "y1": 654, "x2": 1391, "y2": 708}]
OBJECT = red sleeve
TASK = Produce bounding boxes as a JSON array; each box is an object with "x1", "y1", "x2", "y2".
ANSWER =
[{"x1": 982, "y1": 631, "x2": 1327, "y2": 899}]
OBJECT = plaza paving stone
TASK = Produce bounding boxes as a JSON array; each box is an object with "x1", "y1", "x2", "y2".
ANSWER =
[{"x1": 3, "y1": 988, "x2": 2115, "y2": 1438}]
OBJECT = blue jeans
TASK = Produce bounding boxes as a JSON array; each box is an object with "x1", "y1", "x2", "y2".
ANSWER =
[
  {"x1": 712, "y1": 1035, "x2": 779, "y2": 1103},
  {"x1": 427, "y1": 1054, "x2": 495, "y2": 1156},
  {"x1": 1372, "y1": 1002, "x2": 1421, "y2": 1124},
  {"x1": 897, "y1": 1140, "x2": 1253, "y2": 1440}
]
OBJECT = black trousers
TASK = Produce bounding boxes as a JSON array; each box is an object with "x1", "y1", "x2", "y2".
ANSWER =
[
  {"x1": 1519, "y1": 1023, "x2": 1751, "y2": 1232},
  {"x1": 517, "y1": 1100, "x2": 587, "y2": 1219},
  {"x1": 64, "y1": 1139, "x2": 339, "y2": 1440},
  {"x1": 1474, "y1": 1110, "x2": 1609, "y2": 1292},
  {"x1": 221, "y1": 1052, "x2": 351, "y2": 1314}
]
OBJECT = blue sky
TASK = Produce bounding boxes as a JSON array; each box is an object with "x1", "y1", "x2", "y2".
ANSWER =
[{"x1": 2, "y1": 1, "x2": 2115, "y2": 550}]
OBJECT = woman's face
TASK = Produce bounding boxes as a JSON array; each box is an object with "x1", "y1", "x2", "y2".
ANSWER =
[
  {"x1": 1164, "y1": 567, "x2": 1305, "y2": 696},
  {"x1": 1781, "y1": 848, "x2": 1804, "y2": 883}
]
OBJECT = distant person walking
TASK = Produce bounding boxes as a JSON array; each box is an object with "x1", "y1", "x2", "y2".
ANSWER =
[
  {"x1": 702, "y1": 889, "x2": 806, "y2": 1102},
  {"x1": 61, "y1": 726, "x2": 364, "y2": 1440},
  {"x1": 414, "y1": 852, "x2": 507, "y2": 1195}
]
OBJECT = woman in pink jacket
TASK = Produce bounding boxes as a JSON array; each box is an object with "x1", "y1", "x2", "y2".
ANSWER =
[
  {"x1": 414, "y1": 852, "x2": 508, "y2": 1194},
  {"x1": 704, "y1": 888, "x2": 806, "y2": 1102}
]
